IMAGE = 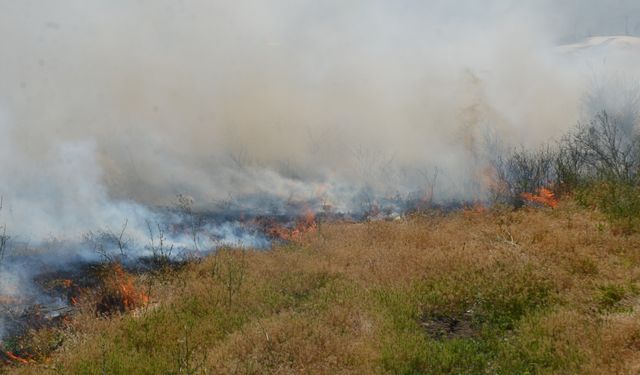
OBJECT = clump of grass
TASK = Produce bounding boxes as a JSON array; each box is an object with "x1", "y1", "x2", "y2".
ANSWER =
[
  {"x1": 576, "y1": 181, "x2": 640, "y2": 233},
  {"x1": 376, "y1": 262, "x2": 554, "y2": 374},
  {"x1": 596, "y1": 283, "x2": 628, "y2": 312},
  {"x1": 1, "y1": 327, "x2": 63, "y2": 366},
  {"x1": 95, "y1": 263, "x2": 149, "y2": 315}
]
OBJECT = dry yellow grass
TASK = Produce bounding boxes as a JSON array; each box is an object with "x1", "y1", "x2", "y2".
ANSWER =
[{"x1": 6, "y1": 200, "x2": 640, "y2": 374}]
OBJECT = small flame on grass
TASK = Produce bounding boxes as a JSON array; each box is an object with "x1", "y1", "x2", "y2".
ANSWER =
[
  {"x1": 521, "y1": 187, "x2": 558, "y2": 208},
  {"x1": 265, "y1": 208, "x2": 317, "y2": 243},
  {"x1": 4, "y1": 351, "x2": 32, "y2": 364},
  {"x1": 114, "y1": 264, "x2": 149, "y2": 310},
  {"x1": 97, "y1": 263, "x2": 149, "y2": 314}
]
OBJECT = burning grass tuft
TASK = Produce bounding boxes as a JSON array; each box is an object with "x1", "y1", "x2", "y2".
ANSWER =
[
  {"x1": 261, "y1": 208, "x2": 318, "y2": 243},
  {"x1": 95, "y1": 263, "x2": 149, "y2": 316},
  {"x1": 522, "y1": 187, "x2": 559, "y2": 208}
]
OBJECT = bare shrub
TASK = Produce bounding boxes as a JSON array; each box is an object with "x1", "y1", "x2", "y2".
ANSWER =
[
  {"x1": 146, "y1": 220, "x2": 174, "y2": 268},
  {"x1": 85, "y1": 219, "x2": 131, "y2": 263},
  {"x1": 490, "y1": 146, "x2": 556, "y2": 206},
  {"x1": 554, "y1": 134, "x2": 584, "y2": 193},
  {"x1": 176, "y1": 194, "x2": 202, "y2": 253},
  {"x1": 491, "y1": 110, "x2": 640, "y2": 207},
  {"x1": 568, "y1": 111, "x2": 640, "y2": 183}
]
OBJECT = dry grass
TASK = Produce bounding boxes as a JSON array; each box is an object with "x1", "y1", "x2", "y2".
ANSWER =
[{"x1": 6, "y1": 200, "x2": 640, "y2": 374}]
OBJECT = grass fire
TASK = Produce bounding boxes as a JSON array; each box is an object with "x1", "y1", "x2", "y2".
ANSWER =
[{"x1": 3, "y1": 1, "x2": 640, "y2": 374}]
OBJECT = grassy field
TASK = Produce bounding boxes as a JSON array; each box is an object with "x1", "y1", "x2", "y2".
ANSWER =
[{"x1": 6, "y1": 200, "x2": 640, "y2": 374}]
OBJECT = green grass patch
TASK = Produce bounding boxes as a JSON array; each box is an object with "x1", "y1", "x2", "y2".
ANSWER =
[
  {"x1": 376, "y1": 263, "x2": 556, "y2": 374},
  {"x1": 576, "y1": 181, "x2": 640, "y2": 233}
]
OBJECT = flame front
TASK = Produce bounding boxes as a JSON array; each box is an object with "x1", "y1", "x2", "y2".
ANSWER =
[
  {"x1": 97, "y1": 263, "x2": 149, "y2": 314},
  {"x1": 264, "y1": 208, "x2": 317, "y2": 243},
  {"x1": 521, "y1": 188, "x2": 558, "y2": 208},
  {"x1": 3, "y1": 351, "x2": 32, "y2": 365}
]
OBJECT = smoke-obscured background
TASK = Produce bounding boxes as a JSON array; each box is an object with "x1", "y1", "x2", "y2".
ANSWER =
[{"x1": 0, "y1": 1, "x2": 639, "y2": 240}]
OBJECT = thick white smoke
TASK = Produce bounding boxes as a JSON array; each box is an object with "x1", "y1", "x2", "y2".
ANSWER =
[{"x1": 0, "y1": 0, "x2": 638, "y2": 274}]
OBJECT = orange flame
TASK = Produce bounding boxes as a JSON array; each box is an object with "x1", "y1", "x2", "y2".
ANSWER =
[
  {"x1": 114, "y1": 264, "x2": 148, "y2": 309},
  {"x1": 265, "y1": 208, "x2": 317, "y2": 242},
  {"x1": 5, "y1": 351, "x2": 31, "y2": 364},
  {"x1": 97, "y1": 263, "x2": 148, "y2": 314},
  {"x1": 521, "y1": 187, "x2": 558, "y2": 208}
]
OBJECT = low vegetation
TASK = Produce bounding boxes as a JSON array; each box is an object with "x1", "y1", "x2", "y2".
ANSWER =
[
  {"x1": 494, "y1": 110, "x2": 640, "y2": 232},
  {"x1": 4, "y1": 199, "x2": 640, "y2": 374}
]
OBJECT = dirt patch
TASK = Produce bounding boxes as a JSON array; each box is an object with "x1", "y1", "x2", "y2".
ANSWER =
[{"x1": 420, "y1": 312, "x2": 476, "y2": 340}]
